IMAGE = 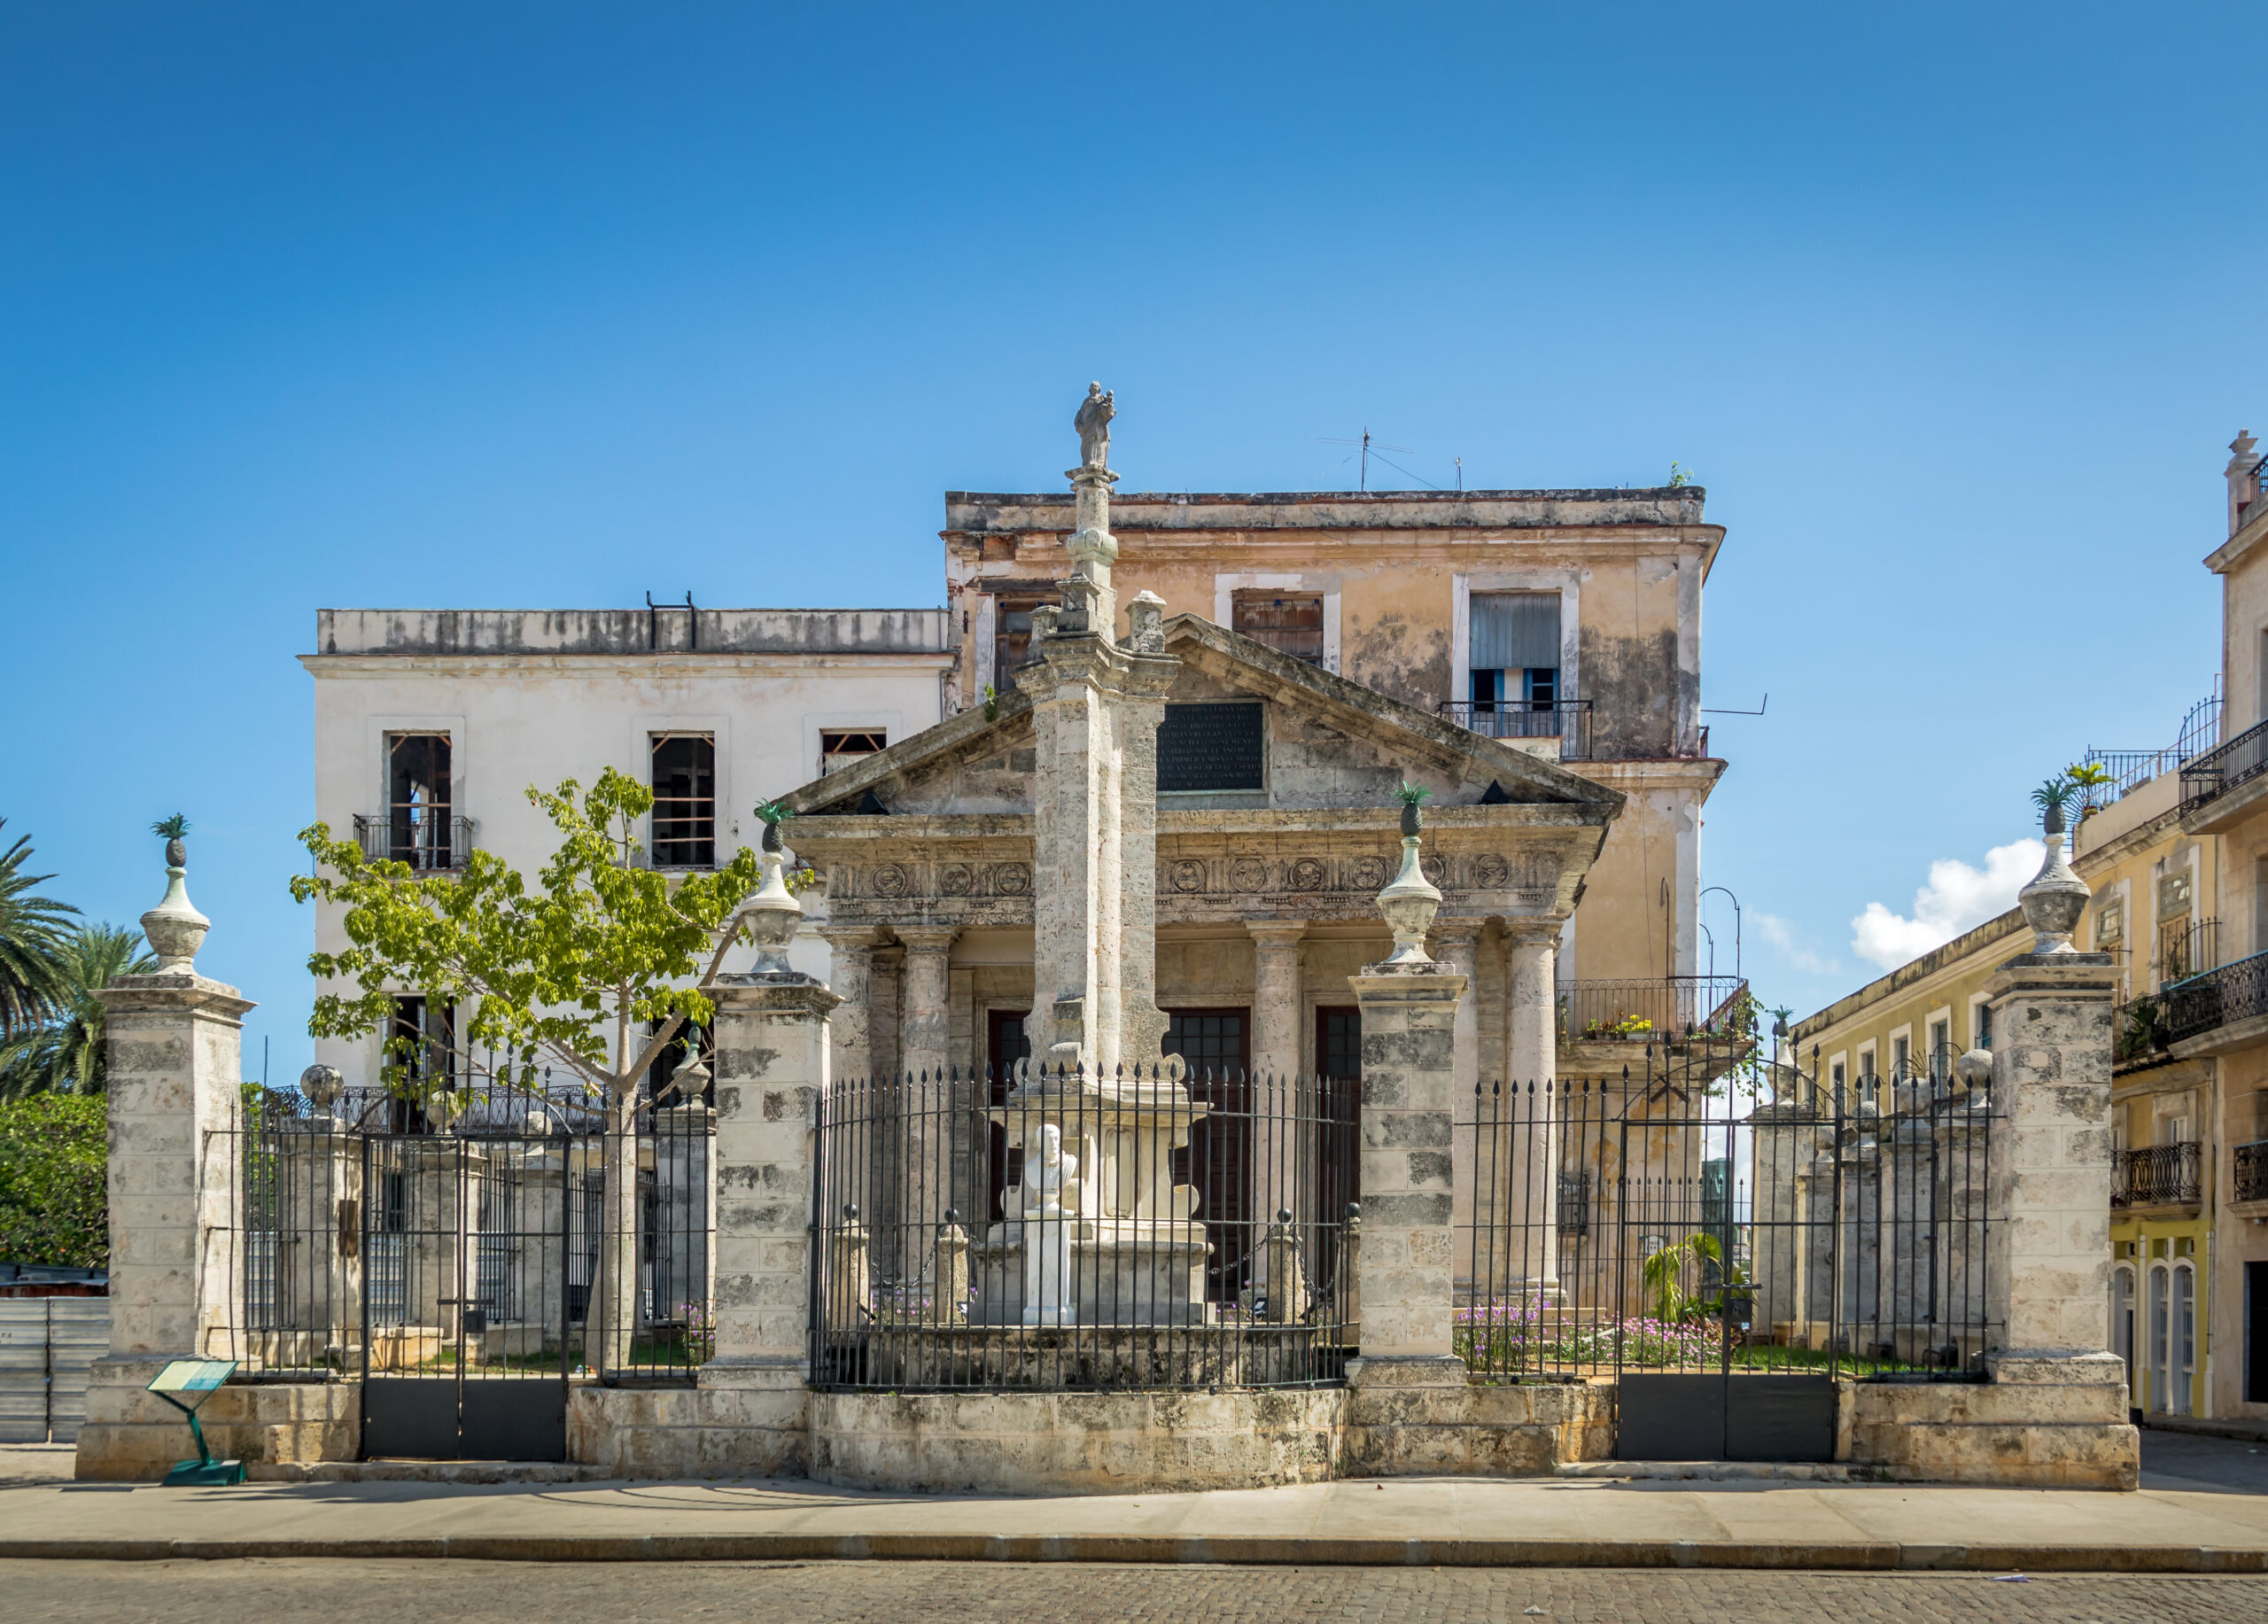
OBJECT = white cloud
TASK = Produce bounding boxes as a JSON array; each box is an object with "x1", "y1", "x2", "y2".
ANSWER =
[
  {"x1": 1850, "y1": 839, "x2": 2044, "y2": 970},
  {"x1": 1755, "y1": 912, "x2": 1837, "y2": 977}
]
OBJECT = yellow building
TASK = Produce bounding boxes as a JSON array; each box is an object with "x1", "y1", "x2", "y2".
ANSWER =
[{"x1": 1794, "y1": 723, "x2": 2223, "y2": 1420}]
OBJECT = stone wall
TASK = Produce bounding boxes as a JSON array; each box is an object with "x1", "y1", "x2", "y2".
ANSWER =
[
  {"x1": 76, "y1": 1365, "x2": 357, "y2": 1481},
  {"x1": 568, "y1": 1384, "x2": 809, "y2": 1480},
  {"x1": 1846, "y1": 1357, "x2": 2138, "y2": 1489}
]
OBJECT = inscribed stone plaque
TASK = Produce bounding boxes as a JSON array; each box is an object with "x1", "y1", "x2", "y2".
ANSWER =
[{"x1": 1159, "y1": 703, "x2": 1264, "y2": 792}]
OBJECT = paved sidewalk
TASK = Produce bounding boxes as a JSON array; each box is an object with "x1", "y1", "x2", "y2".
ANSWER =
[{"x1": 5, "y1": 1465, "x2": 2268, "y2": 1573}]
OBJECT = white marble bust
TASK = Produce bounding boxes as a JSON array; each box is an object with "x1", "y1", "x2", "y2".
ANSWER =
[{"x1": 1022, "y1": 1123, "x2": 1077, "y2": 1216}]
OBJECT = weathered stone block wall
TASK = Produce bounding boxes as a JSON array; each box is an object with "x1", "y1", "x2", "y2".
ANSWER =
[
  {"x1": 1344, "y1": 1377, "x2": 1612, "y2": 1477},
  {"x1": 1846, "y1": 1358, "x2": 2138, "y2": 1489},
  {"x1": 1348, "y1": 969, "x2": 1465, "y2": 1357},
  {"x1": 568, "y1": 1384, "x2": 809, "y2": 1480},
  {"x1": 76, "y1": 1364, "x2": 357, "y2": 1481}
]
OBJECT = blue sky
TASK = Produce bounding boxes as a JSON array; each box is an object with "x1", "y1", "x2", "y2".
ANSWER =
[{"x1": 0, "y1": 3, "x2": 2256, "y2": 1078}]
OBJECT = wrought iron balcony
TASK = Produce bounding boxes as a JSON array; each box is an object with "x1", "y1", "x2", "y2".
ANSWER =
[
  {"x1": 2163, "y1": 950, "x2": 2268, "y2": 1045},
  {"x1": 2114, "y1": 1142, "x2": 2202, "y2": 1208},
  {"x1": 1556, "y1": 976, "x2": 1749, "y2": 1044},
  {"x1": 2236, "y1": 1140, "x2": 2268, "y2": 1204},
  {"x1": 1438, "y1": 699, "x2": 1594, "y2": 760},
  {"x1": 351, "y1": 811, "x2": 475, "y2": 871},
  {"x1": 2181, "y1": 715, "x2": 2268, "y2": 820}
]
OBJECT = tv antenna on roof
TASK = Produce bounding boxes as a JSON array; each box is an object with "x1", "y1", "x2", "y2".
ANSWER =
[{"x1": 1319, "y1": 429, "x2": 1415, "y2": 493}]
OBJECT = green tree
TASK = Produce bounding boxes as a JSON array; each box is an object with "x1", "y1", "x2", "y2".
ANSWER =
[
  {"x1": 0, "y1": 923, "x2": 158, "y2": 1099},
  {"x1": 292, "y1": 766, "x2": 766, "y2": 1370},
  {"x1": 0, "y1": 821, "x2": 79, "y2": 1040},
  {"x1": 0, "y1": 1093, "x2": 107, "y2": 1269}
]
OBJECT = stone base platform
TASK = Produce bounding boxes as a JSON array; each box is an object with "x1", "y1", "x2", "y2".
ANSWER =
[
  {"x1": 74, "y1": 1359, "x2": 359, "y2": 1481},
  {"x1": 808, "y1": 1388, "x2": 1347, "y2": 1495},
  {"x1": 823, "y1": 1325, "x2": 1340, "y2": 1390}
]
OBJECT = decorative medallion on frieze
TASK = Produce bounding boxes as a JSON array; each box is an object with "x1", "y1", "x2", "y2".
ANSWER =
[
  {"x1": 1474, "y1": 853, "x2": 1511, "y2": 890},
  {"x1": 1170, "y1": 859, "x2": 1209, "y2": 894},
  {"x1": 1287, "y1": 856, "x2": 1326, "y2": 892},
  {"x1": 1229, "y1": 858, "x2": 1269, "y2": 894},
  {"x1": 990, "y1": 861, "x2": 1031, "y2": 897},
  {"x1": 870, "y1": 862, "x2": 911, "y2": 898},
  {"x1": 938, "y1": 864, "x2": 975, "y2": 897},
  {"x1": 1421, "y1": 853, "x2": 1448, "y2": 888},
  {"x1": 1349, "y1": 855, "x2": 1388, "y2": 893}
]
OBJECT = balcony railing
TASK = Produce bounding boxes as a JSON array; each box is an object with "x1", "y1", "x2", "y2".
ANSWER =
[
  {"x1": 1439, "y1": 699, "x2": 1594, "y2": 760},
  {"x1": 352, "y1": 811, "x2": 475, "y2": 871},
  {"x1": 2115, "y1": 992, "x2": 2172, "y2": 1066},
  {"x1": 2163, "y1": 949, "x2": 2268, "y2": 1045},
  {"x1": 1556, "y1": 976, "x2": 1748, "y2": 1043},
  {"x1": 2180, "y1": 715, "x2": 2268, "y2": 819},
  {"x1": 2235, "y1": 1140, "x2": 2268, "y2": 1203},
  {"x1": 2081, "y1": 694, "x2": 2223, "y2": 806},
  {"x1": 2114, "y1": 1142, "x2": 2202, "y2": 1208}
]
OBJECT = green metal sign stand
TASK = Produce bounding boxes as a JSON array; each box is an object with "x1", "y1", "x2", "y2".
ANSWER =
[{"x1": 147, "y1": 1359, "x2": 245, "y2": 1486}]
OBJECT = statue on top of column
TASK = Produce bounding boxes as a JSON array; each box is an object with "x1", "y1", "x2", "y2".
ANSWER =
[{"x1": 1075, "y1": 382, "x2": 1115, "y2": 471}]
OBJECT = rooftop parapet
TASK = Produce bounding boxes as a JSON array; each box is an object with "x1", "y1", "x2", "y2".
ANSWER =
[{"x1": 311, "y1": 606, "x2": 953, "y2": 658}]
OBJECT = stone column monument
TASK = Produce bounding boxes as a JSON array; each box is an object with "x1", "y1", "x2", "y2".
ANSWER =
[
  {"x1": 696, "y1": 820, "x2": 840, "y2": 1475},
  {"x1": 1846, "y1": 807, "x2": 2140, "y2": 1488},
  {"x1": 76, "y1": 836, "x2": 258, "y2": 1479}
]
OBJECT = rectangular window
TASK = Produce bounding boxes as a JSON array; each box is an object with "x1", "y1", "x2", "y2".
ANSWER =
[
  {"x1": 649, "y1": 734, "x2": 716, "y2": 869},
  {"x1": 2096, "y1": 899, "x2": 2124, "y2": 949},
  {"x1": 819, "y1": 728, "x2": 888, "y2": 775},
  {"x1": 1975, "y1": 1003, "x2": 1992, "y2": 1048},
  {"x1": 1891, "y1": 1033, "x2": 1910, "y2": 1078},
  {"x1": 991, "y1": 590, "x2": 1053, "y2": 694},
  {"x1": 985, "y1": 1009, "x2": 1034, "y2": 1220},
  {"x1": 1158, "y1": 702, "x2": 1265, "y2": 792},
  {"x1": 381, "y1": 732, "x2": 455, "y2": 870},
  {"x1": 1231, "y1": 590, "x2": 1325, "y2": 663},
  {"x1": 384, "y1": 996, "x2": 454, "y2": 1132},
  {"x1": 2248, "y1": 1261, "x2": 2268, "y2": 1404},
  {"x1": 1471, "y1": 592, "x2": 1562, "y2": 716},
  {"x1": 1929, "y1": 1019, "x2": 1950, "y2": 1079},
  {"x1": 1315, "y1": 1006, "x2": 1362, "y2": 1081}
]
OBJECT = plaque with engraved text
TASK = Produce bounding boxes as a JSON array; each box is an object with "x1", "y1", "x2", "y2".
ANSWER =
[{"x1": 1158, "y1": 702, "x2": 1264, "y2": 792}]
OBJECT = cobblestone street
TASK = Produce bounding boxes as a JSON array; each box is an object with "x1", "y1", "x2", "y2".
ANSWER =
[{"x1": 12, "y1": 1559, "x2": 2268, "y2": 1624}]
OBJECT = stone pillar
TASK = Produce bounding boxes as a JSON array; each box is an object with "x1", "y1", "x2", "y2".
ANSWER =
[
  {"x1": 897, "y1": 926, "x2": 956, "y2": 1241},
  {"x1": 816, "y1": 927, "x2": 879, "y2": 1083},
  {"x1": 1248, "y1": 922, "x2": 1307, "y2": 1291},
  {"x1": 1117, "y1": 592, "x2": 1177, "y2": 1065},
  {"x1": 77, "y1": 846, "x2": 258, "y2": 1480},
  {"x1": 1346, "y1": 963, "x2": 1466, "y2": 1365},
  {"x1": 700, "y1": 973, "x2": 842, "y2": 1476},
  {"x1": 1502, "y1": 921, "x2": 1562, "y2": 1300},
  {"x1": 1849, "y1": 937, "x2": 2138, "y2": 1487},
  {"x1": 1431, "y1": 921, "x2": 1482, "y2": 1294}
]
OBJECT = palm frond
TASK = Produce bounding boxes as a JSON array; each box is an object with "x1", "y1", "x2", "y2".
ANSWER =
[{"x1": 0, "y1": 820, "x2": 81, "y2": 1039}]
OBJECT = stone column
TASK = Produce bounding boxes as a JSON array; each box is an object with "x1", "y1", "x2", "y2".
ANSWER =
[
  {"x1": 1430, "y1": 921, "x2": 1481, "y2": 1294},
  {"x1": 77, "y1": 851, "x2": 257, "y2": 1480},
  {"x1": 1502, "y1": 920, "x2": 1562, "y2": 1300},
  {"x1": 897, "y1": 927, "x2": 956, "y2": 1242},
  {"x1": 816, "y1": 927, "x2": 879, "y2": 1083},
  {"x1": 1248, "y1": 921, "x2": 1307, "y2": 1290},
  {"x1": 1117, "y1": 592, "x2": 1177, "y2": 1066},
  {"x1": 701, "y1": 973, "x2": 842, "y2": 1476}
]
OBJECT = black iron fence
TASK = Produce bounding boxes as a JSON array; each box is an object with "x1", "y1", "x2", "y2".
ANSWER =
[
  {"x1": 2180, "y1": 716, "x2": 2268, "y2": 819},
  {"x1": 1456, "y1": 1038, "x2": 2001, "y2": 1383},
  {"x1": 351, "y1": 811, "x2": 476, "y2": 871},
  {"x1": 2164, "y1": 950, "x2": 2268, "y2": 1045},
  {"x1": 2236, "y1": 1140, "x2": 2268, "y2": 1203},
  {"x1": 1556, "y1": 977, "x2": 1749, "y2": 1045},
  {"x1": 2114, "y1": 1143, "x2": 2202, "y2": 1208},
  {"x1": 221, "y1": 1074, "x2": 712, "y2": 1387},
  {"x1": 1438, "y1": 699, "x2": 1595, "y2": 759},
  {"x1": 810, "y1": 1063, "x2": 1360, "y2": 1391}
]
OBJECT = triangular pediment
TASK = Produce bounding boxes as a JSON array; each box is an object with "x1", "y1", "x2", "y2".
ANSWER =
[{"x1": 778, "y1": 614, "x2": 1623, "y2": 821}]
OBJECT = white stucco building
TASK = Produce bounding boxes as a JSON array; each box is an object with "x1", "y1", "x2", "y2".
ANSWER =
[{"x1": 301, "y1": 604, "x2": 955, "y2": 1082}]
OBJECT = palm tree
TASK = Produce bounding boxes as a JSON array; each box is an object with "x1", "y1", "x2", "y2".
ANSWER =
[
  {"x1": 0, "y1": 820, "x2": 79, "y2": 1038},
  {"x1": 0, "y1": 922, "x2": 156, "y2": 1097}
]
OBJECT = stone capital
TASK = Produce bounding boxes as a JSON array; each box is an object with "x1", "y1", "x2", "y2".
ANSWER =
[
  {"x1": 894, "y1": 925, "x2": 958, "y2": 956},
  {"x1": 1427, "y1": 917, "x2": 1485, "y2": 947},
  {"x1": 815, "y1": 925, "x2": 883, "y2": 952},
  {"x1": 94, "y1": 973, "x2": 255, "y2": 1021},
  {"x1": 1245, "y1": 921, "x2": 1309, "y2": 946},
  {"x1": 1984, "y1": 952, "x2": 2117, "y2": 1002},
  {"x1": 711, "y1": 976, "x2": 843, "y2": 1022},
  {"x1": 1348, "y1": 969, "x2": 1470, "y2": 1009},
  {"x1": 1498, "y1": 917, "x2": 1566, "y2": 947}
]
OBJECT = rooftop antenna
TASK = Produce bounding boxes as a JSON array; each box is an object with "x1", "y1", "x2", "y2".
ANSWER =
[
  {"x1": 1455, "y1": 457, "x2": 1463, "y2": 493},
  {"x1": 1319, "y1": 429, "x2": 1414, "y2": 493}
]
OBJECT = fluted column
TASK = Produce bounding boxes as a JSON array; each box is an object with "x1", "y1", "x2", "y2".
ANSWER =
[
  {"x1": 1503, "y1": 920, "x2": 1561, "y2": 1299},
  {"x1": 1248, "y1": 921, "x2": 1307, "y2": 1292},
  {"x1": 1430, "y1": 920, "x2": 1483, "y2": 1296},
  {"x1": 897, "y1": 927, "x2": 957, "y2": 1244},
  {"x1": 816, "y1": 927, "x2": 880, "y2": 1084}
]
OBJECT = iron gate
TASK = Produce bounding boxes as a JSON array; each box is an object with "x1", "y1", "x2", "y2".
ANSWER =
[
  {"x1": 1458, "y1": 1030, "x2": 2000, "y2": 1463},
  {"x1": 359, "y1": 1117, "x2": 581, "y2": 1461}
]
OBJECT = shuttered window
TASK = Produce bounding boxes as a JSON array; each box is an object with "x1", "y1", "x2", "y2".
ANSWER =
[{"x1": 1471, "y1": 592, "x2": 1562, "y2": 672}]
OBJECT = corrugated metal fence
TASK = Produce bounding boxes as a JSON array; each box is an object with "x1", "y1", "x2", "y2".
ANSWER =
[{"x1": 0, "y1": 1298, "x2": 107, "y2": 1443}]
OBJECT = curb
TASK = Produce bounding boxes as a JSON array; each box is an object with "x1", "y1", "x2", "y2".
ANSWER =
[{"x1": 1, "y1": 1533, "x2": 2264, "y2": 1572}]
